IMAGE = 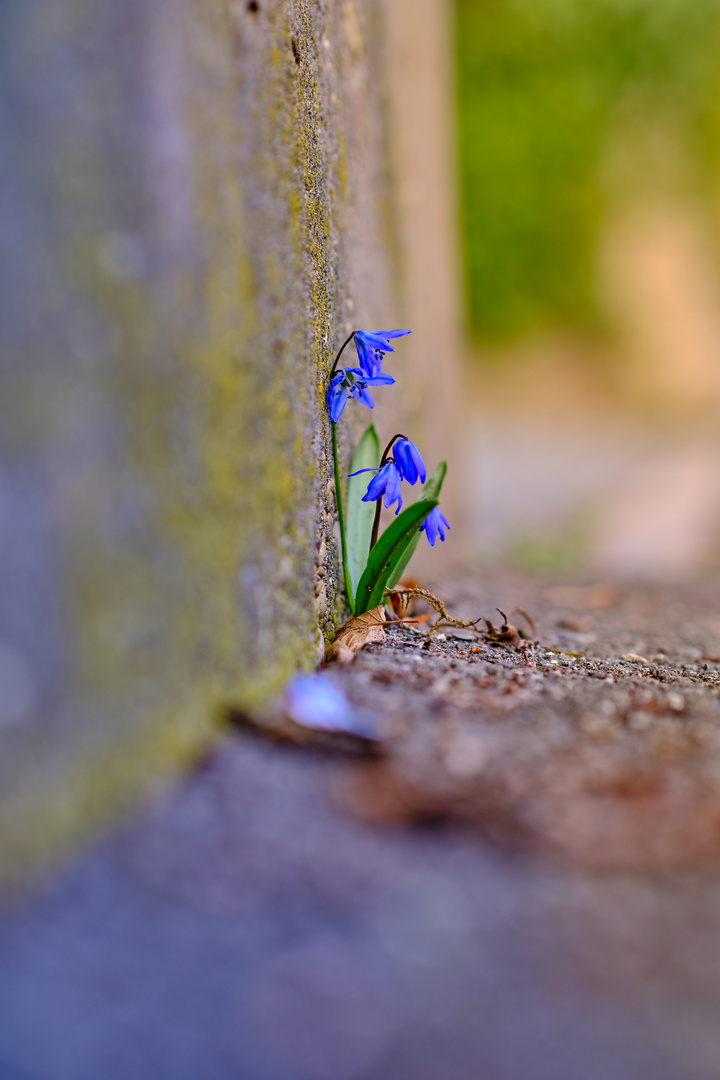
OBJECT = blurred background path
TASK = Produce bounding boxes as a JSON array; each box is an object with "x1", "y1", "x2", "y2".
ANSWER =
[{"x1": 449, "y1": 0, "x2": 720, "y2": 583}]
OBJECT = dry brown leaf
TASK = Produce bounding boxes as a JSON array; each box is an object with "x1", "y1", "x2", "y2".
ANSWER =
[{"x1": 325, "y1": 606, "x2": 386, "y2": 664}]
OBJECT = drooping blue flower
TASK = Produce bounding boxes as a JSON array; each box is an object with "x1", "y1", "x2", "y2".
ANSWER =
[
  {"x1": 328, "y1": 372, "x2": 351, "y2": 421},
  {"x1": 328, "y1": 367, "x2": 395, "y2": 422},
  {"x1": 420, "y1": 506, "x2": 450, "y2": 546},
  {"x1": 393, "y1": 438, "x2": 426, "y2": 485},
  {"x1": 360, "y1": 460, "x2": 403, "y2": 514},
  {"x1": 354, "y1": 328, "x2": 411, "y2": 377}
]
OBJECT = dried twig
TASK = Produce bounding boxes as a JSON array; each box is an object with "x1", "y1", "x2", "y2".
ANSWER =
[
  {"x1": 484, "y1": 607, "x2": 536, "y2": 646},
  {"x1": 384, "y1": 587, "x2": 483, "y2": 635}
]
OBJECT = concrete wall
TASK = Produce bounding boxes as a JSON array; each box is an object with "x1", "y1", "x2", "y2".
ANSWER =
[{"x1": 0, "y1": 0, "x2": 460, "y2": 885}]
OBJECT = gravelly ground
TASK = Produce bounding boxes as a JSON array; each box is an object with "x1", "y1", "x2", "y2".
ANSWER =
[
  {"x1": 3, "y1": 573, "x2": 720, "y2": 1080},
  {"x1": 319, "y1": 573, "x2": 720, "y2": 871}
]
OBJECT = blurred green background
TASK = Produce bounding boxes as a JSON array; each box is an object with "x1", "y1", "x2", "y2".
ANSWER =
[{"x1": 455, "y1": 0, "x2": 720, "y2": 347}]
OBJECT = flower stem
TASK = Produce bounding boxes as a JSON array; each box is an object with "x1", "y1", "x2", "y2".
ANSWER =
[
  {"x1": 331, "y1": 420, "x2": 354, "y2": 612},
  {"x1": 329, "y1": 331, "x2": 356, "y2": 379},
  {"x1": 370, "y1": 499, "x2": 383, "y2": 552},
  {"x1": 379, "y1": 433, "x2": 407, "y2": 467},
  {"x1": 369, "y1": 433, "x2": 407, "y2": 551}
]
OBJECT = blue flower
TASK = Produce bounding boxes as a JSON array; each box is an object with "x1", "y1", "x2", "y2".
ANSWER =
[
  {"x1": 361, "y1": 460, "x2": 403, "y2": 514},
  {"x1": 393, "y1": 438, "x2": 426, "y2": 485},
  {"x1": 420, "y1": 506, "x2": 450, "y2": 546},
  {"x1": 328, "y1": 367, "x2": 395, "y2": 422},
  {"x1": 354, "y1": 328, "x2": 411, "y2": 377}
]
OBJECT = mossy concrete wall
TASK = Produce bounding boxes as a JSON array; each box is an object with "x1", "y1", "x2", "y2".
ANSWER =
[{"x1": 0, "y1": 0, "x2": 460, "y2": 884}]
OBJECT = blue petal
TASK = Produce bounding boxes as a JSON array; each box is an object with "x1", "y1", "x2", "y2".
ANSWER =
[
  {"x1": 348, "y1": 467, "x2": 379, "y2": 477},
  {"x1": 420, "y1": 506, "x2": 449, "y2": 545},
  {"x1": 376, "y1": 328, "x2": 411, "y2": 339},
  {"x1": 383, "y1": 462, "x2": 403, "y2": 511},
  {"x1": 407, "y1": 439, "x2": 426, "y2": 484},
  {"x1": 354, "y1": 335, "x2": 377, "y2": 376},
  {"x1": 394, "y1": 439, "x2": 417, "y2": 484},
  {"x1": 366, "y1": 372, "x2": 395, "y2": 386},
  {"x1": 357, "y1": 387, "x2": 375, "y2": 409},
  {"x1": 421, "y1": 506, "x2": 439, "y2": 545},
  {"x1": 328, "y1": 382, "x2": 350, "y2": 422},
  {"x1": 363, "y1": 463, "x2": 392, "y2": 502},
  {"x1": 356, "y1": 329, "x2": 396, "y2": 353}
]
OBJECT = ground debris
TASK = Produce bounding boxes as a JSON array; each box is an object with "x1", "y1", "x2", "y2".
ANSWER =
[
  {"x1": 384, "y1": 586, "x2": 483, "y2": 635},
  {"x1": 322, "y1": 572, "x2": 720, "y2": 872},
  {"x1": 325, "y1": 606, "x2": 386, "y2": 663}
]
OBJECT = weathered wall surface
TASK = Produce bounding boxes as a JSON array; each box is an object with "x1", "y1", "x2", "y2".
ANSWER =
[{"x1": 0, "y1": 0, "x2": 461, "y2": 883}]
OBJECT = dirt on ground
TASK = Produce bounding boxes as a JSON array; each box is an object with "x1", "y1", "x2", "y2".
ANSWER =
[
  {"x1": 6, "y1": 573, "x2": 720, "y2": 1080},
  {"x1": 258, "y1": 572, "x2": 720, "y2": 873}
]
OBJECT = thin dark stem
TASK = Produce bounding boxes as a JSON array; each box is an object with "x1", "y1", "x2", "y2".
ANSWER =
[
  {"x1": 369, "y1": 433, "x2": 407, "y2": 551},
  {"x1": 329, "y1": 331, "x2": 356, "y2": 380},
  {"x1": 379, "y1": 433, "x2": 407, "y2": 468},
  {"x1": 370, "y1": 499, "x2": 383, "y2": 552}
]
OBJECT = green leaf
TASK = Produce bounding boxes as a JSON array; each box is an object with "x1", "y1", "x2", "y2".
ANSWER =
[
  {"x1": 387, "y1": 462, "x2": 447, "y2": 588},
  {"x1": 421, "y1": 460, "x2": 447, "y2": 502},
  {"x1": 354, "y1": 499, "x2": 437, "y2": 615},
  {"x1": 346, "y1": 425, "x2": 380, "y2": 605}
]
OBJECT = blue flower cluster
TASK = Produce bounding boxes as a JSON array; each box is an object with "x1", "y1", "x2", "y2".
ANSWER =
[
  {"x1": 327, "y1": 367, "x2": 395, "y2": 423},
  {"x1": 328, "y1": 327, "x2": 450, "y2": 545},
  {"x1": 353, "y1": 328, "x2": 411, "y2": 377},
  {"x1": 351, "y1": 436, "x2": 426, "y2": 516},
  {"x1": 327, "y1": 328, "x2": 410, "y2": 422}
]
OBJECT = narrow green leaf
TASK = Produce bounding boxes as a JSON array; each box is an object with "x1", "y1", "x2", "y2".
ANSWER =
[
  {"x1": 346, "y1": 425, "x2": 380, "y2": 603},
  {"x1": 421, "y1": 460, "x2": 447, "y2": 502},
  {"x1": 354, "y1": 499, "x2": 437, "y2": 615},
  {"x1": 387, "y1": 461, "x2": 447, "y2": 588}
]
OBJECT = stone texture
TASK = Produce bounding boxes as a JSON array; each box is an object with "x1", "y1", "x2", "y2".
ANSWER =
[{"x1": 0, "y1": 0, "x2": 461, "y2": 883}]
